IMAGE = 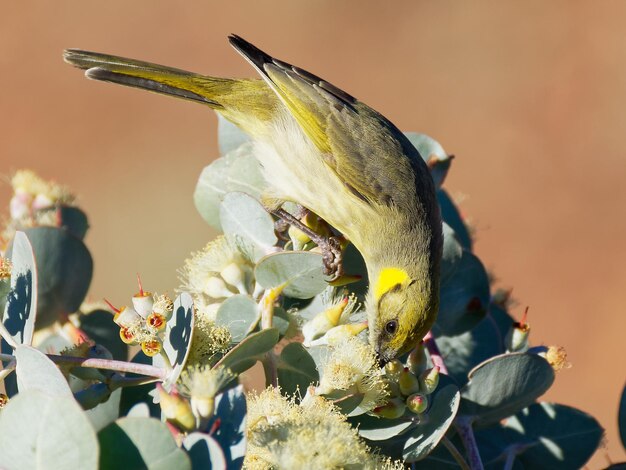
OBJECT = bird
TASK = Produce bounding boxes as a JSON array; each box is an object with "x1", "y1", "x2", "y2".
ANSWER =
[{"x1": 63, "y1": 35, "x2": 443, "y2": 363}]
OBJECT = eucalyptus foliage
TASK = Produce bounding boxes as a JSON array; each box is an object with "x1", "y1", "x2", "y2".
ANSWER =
[{"x1": 0, "y1": 118, "x2": 618, "y2": 470}]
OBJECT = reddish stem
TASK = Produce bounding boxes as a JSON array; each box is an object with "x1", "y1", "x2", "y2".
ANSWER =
[{"x1": 423, "y1": 330, "x2": 449, "y2": 375}]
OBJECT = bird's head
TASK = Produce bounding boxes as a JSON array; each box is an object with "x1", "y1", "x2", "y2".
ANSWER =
[{"x1": 368, "y1": 267, "x2": 438, "y2": 364}]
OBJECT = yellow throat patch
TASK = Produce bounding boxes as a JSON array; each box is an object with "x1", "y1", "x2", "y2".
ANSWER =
[{"x1": 375, "y1": 267, "x2": 412, "y2": 300}]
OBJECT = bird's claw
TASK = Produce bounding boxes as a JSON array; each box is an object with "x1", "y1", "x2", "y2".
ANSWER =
[{"x1": 321, "y1": 236, "x2": 344, "y2": 281}]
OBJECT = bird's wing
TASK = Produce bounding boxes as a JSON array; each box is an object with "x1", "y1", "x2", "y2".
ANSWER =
[{"x1": 229, "y1": 35, "x2": 432, "y2": 212}]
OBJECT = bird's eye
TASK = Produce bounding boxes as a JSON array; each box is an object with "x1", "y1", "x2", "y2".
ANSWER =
[{"x1": 385, "y1": 320, "x2": 398, "y2": 335}]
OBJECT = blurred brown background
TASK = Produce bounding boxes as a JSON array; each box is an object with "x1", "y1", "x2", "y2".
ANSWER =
[{"x1": 2, "y1": 1, "x2": 625, "y2": 466}]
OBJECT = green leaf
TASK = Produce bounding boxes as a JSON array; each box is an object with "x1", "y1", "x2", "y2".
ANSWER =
[
  {"x1": 154, "y1": 293, "x2": 195, "y2": 390},
  {"x1": 215, "y1": 328, "x2": 279, "y2": 375},
  {"x1": 0, "y1": 390, "x2": 99, "y2": 469},
  {"x1": 437, "y1": 189, "x2": 472, "y2": 251},
  {"x1": 404, "y1": 132, "x2": 452, "y2": 188},
  {"x1": 436, "y1": 316, "x2": 503, "y2": 386},
  {"x1": 183, "y1": 433, "x2": 227, "y2": 470},
  {"x1": 504, "y1": 402, "x2": 603, "y2": 469},
  {"x1": 85, "y1": 388, "x2": 122, "y2": 432},
  {"x1": 3, "y1": 231, "x2": 37, "y2": 346},
  {"x1": 354, "y1": 412, "x2": 415, "y2": 441},
  {"x1": 218, "y1": 114, "x2": 251, "y2": 155},
  {"x1": 272, "y1": 307, "x2": 292, "y2": 337},
  {"x1": 194, "y1": 143, "x2": 266, "y2": 230},
  {"x1": 15, "y1": 344, "x2": 72, "y2": 398},
  {"x1": 98, "y1": 417, "x2": 191, "y2": 470},
  {"x1": 403, "y1": 384, "x2": 461, "y2": 462},
  {"x1": 441, "y1": 222, "x2": 463, "y2": 283},
  {"x1": 220, "y1": 192, "x2": 277, "y2": 262},
  {"x1": 437, "y1": 250, "x2": 489, "y2": 335},
  {"x1": 460, "y1": 352, "x2": 555, "y2": 425},
  {"x1": 127, "y1": 403, "x2": 151, "y2": 418},
  {"x1": 9, "y1": 227, "x2": 93, "y2": 329},
  {"x1": 276, "y1": 342, "x2": 319, "y2": 396},
  {"x1": 339, "y1": 243, "x2": 369, "y2": 301},
  {"x1": 215, "y1": 294, "x2": 258, "y2": 343},
  {"x1": 34, "y1": 205, "x2": 90, "y2": 240},
  {"x1": 255, "y1": 251, "x2": 327, "y2": 299},
  {"x1": 79, "y1": 309, "x2": 128, "y2": 361},
  {"x1": 208, "y1": 385, "x2": 247, "y2": 468},
  {"x1": 617, "y1": 387, "x2": 626, "y2": 449}
]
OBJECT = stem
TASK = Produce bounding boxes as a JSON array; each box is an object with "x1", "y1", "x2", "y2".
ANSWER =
[
  {"x1": 442, "y1": 436, "x2": 471, "y2": 470},
  {"x1": 46, "y1": 354, "x2": 167, "y2": 379},
  {"x1": 0, "y1": 323, "x2": 17, "y2": 349},
  {"x1": 423, "y1": 330, "x2": 449, "y2": 375},
  {"x1": 262, "y1": 351, "x2": 278, "y2": 387},
  {"x1": 455, "y1": 416, "x2": 484, "y2": 470},
  {"x1": 109, "y1": 374, "x2": 159, "y2": 390},
  {"x1": 0, "y1": 361, "x2": 16, "y2": 381},
  {"x1": 503, "y1": 450, "x2": 516, "y2": 470}
]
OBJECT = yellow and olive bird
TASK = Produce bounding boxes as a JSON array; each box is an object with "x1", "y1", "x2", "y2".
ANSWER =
[{"x1": 64, "y1": 35, "x2": 443, "y2": 362}]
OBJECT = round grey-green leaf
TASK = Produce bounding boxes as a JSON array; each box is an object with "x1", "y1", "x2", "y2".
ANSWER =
[
  {"x1": 403, "y1": 384, "x2": 461, "y2": 462},
  {"x1": 194, "y1": 143, "x2": 266, "y2": 230},
  {"x1": 355, "y1": 412, "x2": 415, "y2": 441},
  {"x1": 8, "y1": 227, "x2": 92, "y2": 329},
  {"x1": 255, "y1": 251, "x2": 327, "y2": 299},
  {"x1": 3, "y1": 231, "x2": 37, "y2": 346},
  {"x1": 441, "y1": 222, "x2": 463, "y2": 283},
  {"x1": 153, "y1": 293, "x2": 195, "y2": 390},
  {"x1": 504, "y1": 402, "x2": 603, "y2": 470},
  {"x1": 98, "y1": 417, "x2": 191, "y2": 470},
  {"x1": 15, "y1": 344, "x2": 72, "y2": 398},
  {"x1": 404, "y1": 132, "x2": 452, "y2": 188},
  {"x1": 220, "y1": 192, "x2": 277, "y2": 262},
  {"x1": 215, "y1": 328, "x2": 279, "y2": 375},
  {"x1": 460, "y1": 352, "x2": 555, "y2": 425},
  {"x1": 183, "y1": 433, "x2": 227, "y2": 470},
  {"x1": 215, "y1": 294, "x2": 258, "y2": 343},
  {"x1": 620, "y1": 384, "x2": 626, "y2": 450},
  {"x1": 276, "y1": 342, "x2": 319, "y2": 396},
  {"x1": 437, "y1": 189, "x2": 472, "y2": 251},
  {"x1": 0, "y1": 390, "x2": 99, "y2": 470},
  {"x1": 437, "y1": 250, "x2": 489, "y2": 336},
  {"x1": 218, "y1": 114, "x2": 251, "y2": 155}
]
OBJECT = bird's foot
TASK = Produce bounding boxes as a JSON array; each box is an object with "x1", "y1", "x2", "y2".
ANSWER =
[{"x1": 267, "y1": 206, "x2": 344, "y2": 281}]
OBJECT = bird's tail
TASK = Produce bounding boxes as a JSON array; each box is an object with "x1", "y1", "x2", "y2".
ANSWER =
[{"x1": 63, "y1": 49, "x2": 238, "y2": 108}]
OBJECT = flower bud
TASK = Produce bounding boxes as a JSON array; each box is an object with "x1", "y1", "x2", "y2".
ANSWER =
[
  {"x1": 113, "y1": 306, "x2": 141, "y2": 328},
  {"x1": 505, "y1": 307, "x2": 530, "y2": 352},
  {"x1": 309, "y1": 322, "x2": 368, "y2": 347},
  {"x1": 9, "y1": 191, "x2": 33, "y2": 220},
  {"x1": 132, "y1": 293, "x2": 154, "y2": 319},
  {"x1": 157, "y1": 384, "x2": 196, "y2": 432},
  {"x1": 372, "y1": 398, "x2": 406, "y2": 419},
  {"x1": 419, "y1": 366, "x2": 440, "y2": 395},
  {"x1": 407, "y1": 342, "x2": 426, "y2": 375},
  {"x1": 384, "y1": 359, "x2": 404, "y2": 382},
  {"x1": 406, "y1": 393, "x2": 428, "y2": 414},
  {"x1": 399, "y1": 368, "x2": 420, "y2": 396},
  {"x1": 302, "y1": 299, "x2": 347, "y2": 345},
  {"x1": 190, "y1": 396, "x2": 216, "y2": 420},
  {"x1": 288, "y1": 225, "x2": 312, "y2": 249},
  {"x1": 205, "y1": 276, "x2": 233, "y2": 299},
  {"x1": 32, "y1": 193, "x2": 54, "y2": 210},
  {"x1": 141, "y1": 339, "x2": 162, "y2": 357},
  {"x1": 220, "y1": 262, "x2": 247, "y2": 294}
]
